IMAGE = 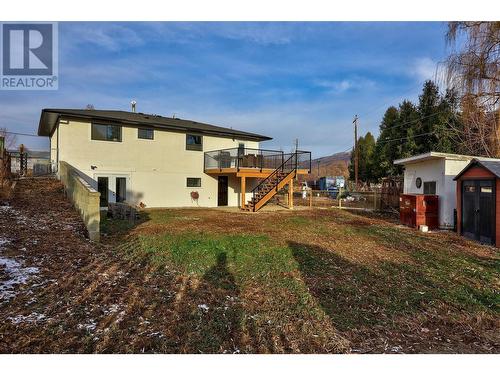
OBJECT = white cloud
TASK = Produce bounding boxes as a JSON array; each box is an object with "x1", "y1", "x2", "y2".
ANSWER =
[
  {"x1": 314, "y1": 77, "x2": 376, "y2": 94},
  {"x1": 412, "y1": 57, "x2": 438, "y2": 81},
  {"x1": 65, "y1": 24, "x2": 144, "y2": 51}
]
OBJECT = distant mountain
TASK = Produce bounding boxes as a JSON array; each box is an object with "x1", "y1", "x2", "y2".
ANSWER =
[
  {"x1": 307, "y1": 151, "x2": 351, "y2": 181},
  {"x1": 312, "y1": 151, "x2": 351, "y2": 165}
]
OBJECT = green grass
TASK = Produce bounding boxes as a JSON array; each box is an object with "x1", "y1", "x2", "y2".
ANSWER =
[{"x1": 105, "y1": 208, "x2": 500, "y2": 352}]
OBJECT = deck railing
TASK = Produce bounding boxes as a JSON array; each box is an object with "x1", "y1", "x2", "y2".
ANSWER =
[
  {"x1": 204, "y1": 147, "x2": 285, "y2": 172},
  {"x1": 204, "y1": 147, "x2": 311, "y2": 173}
]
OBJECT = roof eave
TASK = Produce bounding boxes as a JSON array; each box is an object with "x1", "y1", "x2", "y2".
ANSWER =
[{"x1": 37, "y1": 109, "x2": 272, "y2": 142}]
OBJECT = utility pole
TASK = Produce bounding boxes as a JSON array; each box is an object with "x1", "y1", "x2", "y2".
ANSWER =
[{"x1": 353, "y1": 115, "x2": 359, "y2": 188}]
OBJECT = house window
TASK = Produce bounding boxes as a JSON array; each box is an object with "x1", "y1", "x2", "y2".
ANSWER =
[
  {"x1": 91, "y1": 123, "x2": 122, "y2": 142},
  {"x1": 238, "y1": 143, "x2": 245, "y2": 157},
  {"x1": 187, "y1": 177, "x2": 201, "y2": 187},
  {"x1": 186, "y1": 134, "x2": 203, "y2": 151},
  {"x1": 138, "y1": 128, "x2": 154, "y2": 140},
  {"x1": 423, "y1": 181, "x2": 436, "y2": 195}
]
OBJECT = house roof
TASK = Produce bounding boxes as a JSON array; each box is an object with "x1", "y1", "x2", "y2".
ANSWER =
[
  {"x1": 453, "y1": 158, "x2": 500, "y2": 180},
  {"x1": 8, "y1": 150, "x2": 50, "y2": 159},
  {"x1": 393, "y1": 152, "x2": 479, "y2": 165},
  {"x1": 37, "y1": 108, "x2": 272, "y2": 142}
]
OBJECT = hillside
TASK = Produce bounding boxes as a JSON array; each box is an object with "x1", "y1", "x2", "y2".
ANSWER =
[{"x1": 308, "y1": 151, "x2": 351, "y2": 181}]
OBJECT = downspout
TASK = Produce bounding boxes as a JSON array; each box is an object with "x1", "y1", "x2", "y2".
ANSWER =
[{"x1": 56, "y1": 119, "x2": 60, "y2": 175}]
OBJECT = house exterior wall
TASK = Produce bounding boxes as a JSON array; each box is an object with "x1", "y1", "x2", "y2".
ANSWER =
[
  {"x1": 402, "y1": 158, "x2": 471, "y2": 229},
  {"x1": 455, "y1": 166, "x2": 500, "y2": 247},
  {"x1": 51, "y1": 118, "x2": 260, "y2": 208}
]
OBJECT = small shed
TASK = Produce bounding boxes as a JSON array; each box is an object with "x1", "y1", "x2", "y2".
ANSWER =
[
  {"x1": 394, "y1": 152, "x2": 478, "y2": 229},
  {"x1": 454, "y1": 158, "x2": 500, "y2": 246}
]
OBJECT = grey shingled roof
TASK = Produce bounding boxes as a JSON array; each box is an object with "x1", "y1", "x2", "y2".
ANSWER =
[
  {"x1": 454, "y1": 158, "x2": 500, "y2": 180},
  {"x1": 37, "y1": 108, "x2": 272, "y2": 142}
]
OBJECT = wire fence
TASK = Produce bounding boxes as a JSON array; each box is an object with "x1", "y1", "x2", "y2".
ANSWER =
[{"x1": 271, "y1": 187, "x2": 401, "y2": 212}]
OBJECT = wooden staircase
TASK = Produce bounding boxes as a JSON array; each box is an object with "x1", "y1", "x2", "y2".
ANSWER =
[{"x1": 242, "y1": 153, "x2": 299, "y2": 212}]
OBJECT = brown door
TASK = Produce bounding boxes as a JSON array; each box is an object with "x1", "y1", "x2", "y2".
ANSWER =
[{"x1": 218, "y1": 176, "x2": 228, "y2": 206}]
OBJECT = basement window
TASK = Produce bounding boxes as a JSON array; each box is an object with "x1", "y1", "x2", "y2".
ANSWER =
[
  {"x1": 423, "y1": 181, "x2": 437, "y2": 195},
  {"x1": 91, "y1": 123, "x2": 122, "y2": 142},
  {"x1": 138, "y1": 128, "x2": 154, "y2": 140},
  {"x1": 186, "y1": 134, "x2": 203, "y2": 151},
  {"x1": 187, "y1": 177, "x2": 201, "y2": 187}
]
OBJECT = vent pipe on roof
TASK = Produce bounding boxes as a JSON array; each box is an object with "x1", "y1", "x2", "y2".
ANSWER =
[{"x1": 131, "y1": 100, "x2": 137, "y2": 113}]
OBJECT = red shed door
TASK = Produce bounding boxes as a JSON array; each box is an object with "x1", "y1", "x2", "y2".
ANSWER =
[{"x1": 462, "y1": 180, "x2": 495, "y2": 245}]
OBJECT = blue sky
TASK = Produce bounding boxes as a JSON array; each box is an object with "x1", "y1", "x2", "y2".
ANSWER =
[{"x1": 0, "y1": 22, "x2": 449, "y2": 157}]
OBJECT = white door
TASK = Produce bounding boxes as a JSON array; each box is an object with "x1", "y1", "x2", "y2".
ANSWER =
[{"x1": 94, "y1": 173, "x2": 131, "y2": 208}]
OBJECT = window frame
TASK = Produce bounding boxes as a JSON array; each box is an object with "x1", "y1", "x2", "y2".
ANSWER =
[
  {"x1": 91, "y1": 123, "x2": 122, "y2": 142},
  {"x1": 423, "y1": 181, "x2": 437, "y2": 195},
  {"x1": 186, "y1": 177, "x2": 202, "y2": 188},
  {"x1": 138, "y1": 127, "x2": 154, "y2": 140},
  {"x1": 186, "y1": 134, "x2": 203, "y2": 151}
]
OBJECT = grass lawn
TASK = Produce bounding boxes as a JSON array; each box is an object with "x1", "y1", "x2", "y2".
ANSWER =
[{"x1": 99, "y1": 207, "x2": 500, "y2": 353}]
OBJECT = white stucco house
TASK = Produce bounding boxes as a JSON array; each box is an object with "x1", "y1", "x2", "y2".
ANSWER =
[
  {"x1": 394, "y1": 152, "x2": 487, "y2": 229},
  {"x1": 38, "y1": 108, "x2": 310, "y2": 212}
]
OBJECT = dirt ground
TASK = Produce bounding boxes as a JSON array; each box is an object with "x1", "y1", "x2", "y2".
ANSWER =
[{"x1": 0, "y1": 178, "x2": 499, "y2": 353}]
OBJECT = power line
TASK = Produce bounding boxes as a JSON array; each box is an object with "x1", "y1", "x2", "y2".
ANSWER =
[
  {"x1": 377, "y1": 110, "x2": 450, "y2": 133},
  {"x1": 0, "y1": 130, "x2": 39, "y2": 137},
  {"x1": 376, "y1": 131, "x2": 435, "y2": 144}
]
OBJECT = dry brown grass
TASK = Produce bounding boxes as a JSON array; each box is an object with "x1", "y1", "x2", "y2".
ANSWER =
[{"x1": 0, "y1": 178, "x2": 499, "y2": 353}]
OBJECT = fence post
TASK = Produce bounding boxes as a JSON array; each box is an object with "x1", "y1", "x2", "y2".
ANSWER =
[
  {"x1": 339, "y1": 187, "x2": 342, "y2": 209},
  {"x1": 309, "y1": 188, "x2": 312, "y2": 208}
]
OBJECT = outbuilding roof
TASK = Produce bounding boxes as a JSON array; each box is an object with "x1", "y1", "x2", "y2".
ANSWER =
[
  {"x1": 453, "y1": 158, "x2": 500, "y2": 180},
  {"x1": 393, "y1": 151, "x2": 478, "y2": 165},
  {"x1": 37, "y1": 108, "x2": 272, "y2": 142}
]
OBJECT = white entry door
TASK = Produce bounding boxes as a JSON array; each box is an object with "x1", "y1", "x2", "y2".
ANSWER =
[{"x1": 94, "y1": 173, "x2": 131, "y2": 209}]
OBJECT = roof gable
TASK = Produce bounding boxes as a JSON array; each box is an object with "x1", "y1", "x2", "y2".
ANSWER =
[{"x1": 454, "y1": 158, "x2": 500, "y2": 180}]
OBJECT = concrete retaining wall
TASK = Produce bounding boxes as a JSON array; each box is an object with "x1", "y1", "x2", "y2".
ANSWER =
[{"x1": 59, "y1": 161, "x2": 100, "y2": 241}]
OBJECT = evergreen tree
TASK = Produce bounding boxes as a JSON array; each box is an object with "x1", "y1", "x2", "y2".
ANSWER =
[
  {"x1": 370, "y1": 80, "x2": 463, "y2": 179},
  {"x1": 349, "y1": 131, "x2": 376, "y2": 183},
  {"x1": 415, "y1": 80, "x2": 440, "y2": 153}
]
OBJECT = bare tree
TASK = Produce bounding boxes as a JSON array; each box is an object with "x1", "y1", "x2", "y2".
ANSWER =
[
  {"x1": 445, "y1": 22, "x2": 500, "y2": 156},
  {"x1": 0, "y1": 127, "x2": 17, "y2": 150}
]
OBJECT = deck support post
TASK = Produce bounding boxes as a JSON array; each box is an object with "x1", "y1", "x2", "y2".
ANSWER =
[
  {"x1": 288, "y1": 178, "x2": 294, "y2": 209},
  {"x1": 241, "y1": 176, "x2": 246, "y2": 209}
]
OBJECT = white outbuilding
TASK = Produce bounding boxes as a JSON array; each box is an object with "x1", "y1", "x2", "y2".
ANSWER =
[{"x1": 394, "y1": 152, "x2": 482, "y2": 229}]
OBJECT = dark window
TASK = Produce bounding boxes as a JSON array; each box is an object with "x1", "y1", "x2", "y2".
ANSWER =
[
  {"x1": 186, "y1": 134, "x2": 203, "y2": 151},
  {"x1": 238, "y1": 143, "x2": 245, "y2": 157},
  {"x1": 423, "y1": 181, "x2": 436, "y2": 195},
  {"x1": 116, "y1": 177, "x2": 127, "y2": 202},
  {"x1": 91, "y1": 123, "x2": 122, "y2": 142},
  {"x1": 187, "y1": 178, "x2": 201, "y2": 187},
  {"x1": 138, "y1": 128, "x2": 154, "y2": 140}
]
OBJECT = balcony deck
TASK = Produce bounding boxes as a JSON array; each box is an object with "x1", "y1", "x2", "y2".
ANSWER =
[
  {"x1": 204, "y1": 166, "x2": 310, "y2": 177},
  {"x1": 204, "y1": 147, "x2": 311, "y2": 210},
  {"x1": 204, "y1": 147, "x2": 311, "y2": 176}
]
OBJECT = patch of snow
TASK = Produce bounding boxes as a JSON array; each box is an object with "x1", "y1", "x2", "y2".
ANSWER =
[
  {"x1": 102, "y1": 304, "x2": 121, "y2": 315},
  {"x1": 114, "y1": 310, "x2": 126, "y2": 324},
  {"x1": 148, "y1": 331, "x2": 164, "y2": 338},
  {"x1": 0, "y1": 237, "x2": 40, "y2": 301},
  {"x1": 197, "y1": 304, "x2": 209, "y2": 312},
  {"x1": 78, "y1": 320, "x2": 97, "y2": 332},
  {"x1": 8, "y1": 312, "x2": 46, "y2": 324}
]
